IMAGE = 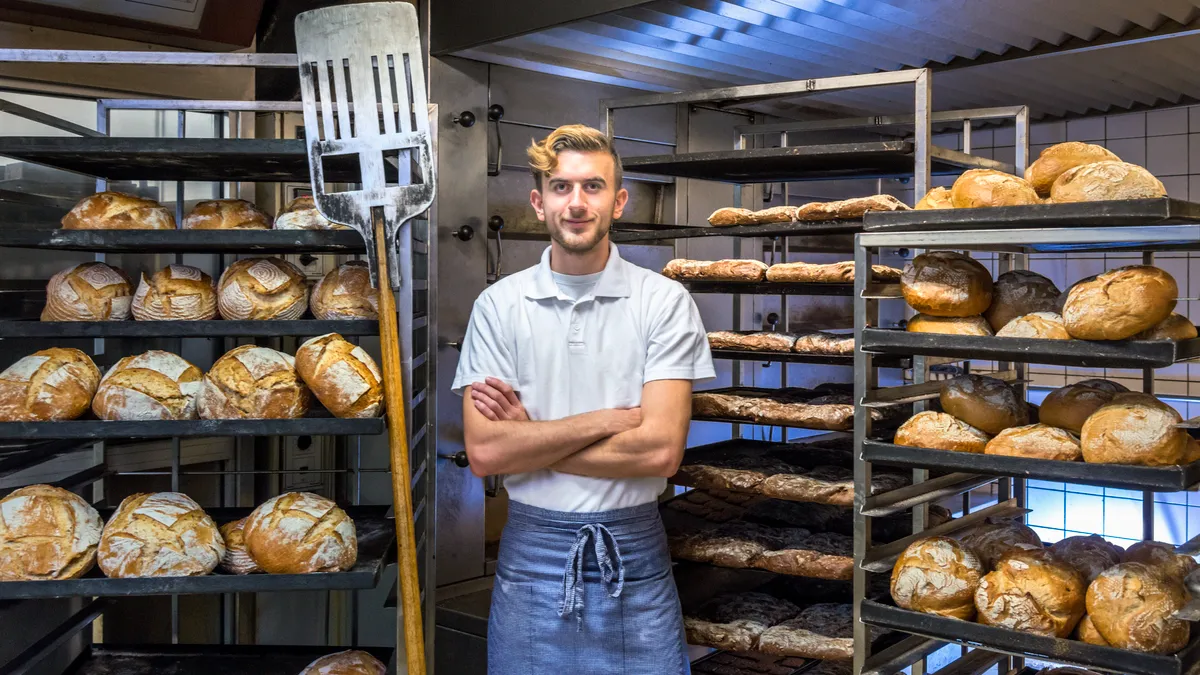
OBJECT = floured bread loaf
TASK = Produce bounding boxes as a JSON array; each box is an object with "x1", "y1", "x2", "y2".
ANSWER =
[
  {"x1": 0, "y1": 348, "x2": 100, "y2": 422},
  {"x1": 1050, "y1": 535, "x2": 1124, "y2": 584},
  {"x1": 890, "y1": 536, "x2": 984, "y2": 620},
  {"x1": 951, "y1": 169, "x2": 1039, "y2": 208},
  {"x1": 707, "y1": 207, "x2": 756, "y2": 227},
  {"x1": 132, "y1": 264, "x2": 217, "y2": 321},
  {"x1": 662, "y1": 259, "x2": 768, "y2": 282},
  {"x1": 97, "y1": 492, "x2": 224, "y2": 578},
  {"x1": 984, "y1": 424, "x2": 1081, "y2": 461},
  {"x1": 906, "y1": 314, "x2": 993, "y2": 336},
  {"x1": 61, "y1": 191, "x2": 174, "y2": 230},
  {"x1": 217, "y1": 257, "x2": 308, "y2": 320},
  {"x1": 198, "y1": 345, "x2": 310, "y2": 420},
  {"x1": 274, "y1": 195, "x2": 350, "y2": 230},
  {"x1": 0, "y1": 484, "x2": 103, "y2": 581},
  {"x1": 893, "y1": 411, "x2": 990, "y2": 453},
  {"x1": 793, "y1": 194, "x2": 910, "y2": 221},
  {"x1": 299, "y1": 650, "x2": 386, "y2": 675},
  {"x1": 996, "y1": 312, "x2": 1071, "y2": 339},
  {"x1": 1062, "y1": 265, "x2": 1177, "y2": 340},
  {"x1": 1123, "y1": 541, "x2": 1198, "y2": 582},
  {"x1": 1086, "y1": 562, "x2": 1190, "y2": 653},
  {"x1": 974, "y1": 548, "x2": 1085, "y2": 638},
  {"x1": 42, "y1": 262, "x2": 133, "y2": 321},
  {"x1": 92, "y1": 350, "x2": 203, "y2": 421},
  {"x1": 915, "y1": 187, "x2": 953, "y2": 210},
  {"x1": 311, "y1": 261, "x2": 379, "y2": 320},
  {"x1": 1051, "y1": 161, "x2": 1167, "y2": 203},
  {"x1": 1080, "y1": 393, "x2": 1189, "y2": 466},
  {"x1": 1076, "y1": 614, "x2": 1109, "y2": 646},
  {"x1": 243, "y1": 492, "x2": 357, "y2": 574},
  {"x1": 295, "y1": 334, "x2": 384, "y2": 418},
  {"x1": 1024, "y1": 142, "x2": 1120, "y2": 197},
  {"x1": 218, "y1": 518, "x2": 259, "y2": 575},
  {"x1": 958, "y1": 518, "x2": 1043, "y2": 569},
  {"x1": 1136, "y1": 313, "x2": 1198, "y2": 340},
  {"x1": 182, "y1": 199, "x2": 272, "y2": 230}
]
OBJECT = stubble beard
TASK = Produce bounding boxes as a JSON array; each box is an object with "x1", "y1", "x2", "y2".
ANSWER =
[{"x1": 549, "y1": 212, "x2": 612, "y2": 254}]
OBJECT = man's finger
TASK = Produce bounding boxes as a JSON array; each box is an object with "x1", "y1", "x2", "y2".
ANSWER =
[
  {"x1": 472, "y1": 389, "x2": 507, "y2": 417},
  {"x1": 474, "y1": 382, "x2": 515, "y2": 414},
  {"x1": 473, "y1": 398, "x2": 499, "y2": 421},
  {"x1": 486, "y1": 377, "x2": 522, "y2": 407}
]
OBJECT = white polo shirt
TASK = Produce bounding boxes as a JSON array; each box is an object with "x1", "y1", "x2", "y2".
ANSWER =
[{"x1": 452, "y1": 243, "x2": 715, "y2": 513}]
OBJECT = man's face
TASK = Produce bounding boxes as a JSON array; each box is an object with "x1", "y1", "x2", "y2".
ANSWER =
[{"x1": 531, "y1": 150, "x2": 628, "y2": 254}]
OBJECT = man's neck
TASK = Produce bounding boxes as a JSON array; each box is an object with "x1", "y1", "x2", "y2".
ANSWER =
[{"x1": 550, "y1": 237, "x2": 611, "y2": 276}]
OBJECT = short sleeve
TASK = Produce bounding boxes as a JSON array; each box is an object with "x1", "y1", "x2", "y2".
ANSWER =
[
  {"x1": 451, "y1": 293, "x2": 518, "y2": 396},
  {"x1": 643, "y1": 285, "x2": 716, "y2": 384}
]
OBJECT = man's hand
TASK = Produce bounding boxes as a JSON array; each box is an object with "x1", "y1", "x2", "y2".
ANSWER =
[{"x1": 469, "y1": 377, "x2": 529, "y2": 421}]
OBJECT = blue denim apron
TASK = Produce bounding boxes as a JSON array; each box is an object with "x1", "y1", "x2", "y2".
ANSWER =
[{"x1": 488, "y1": 501, "x2": 691, "y2": 674}]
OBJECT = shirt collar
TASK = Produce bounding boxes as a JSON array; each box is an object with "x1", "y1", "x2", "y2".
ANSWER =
[{"x1": 526, "y1": 243, "x2": 631, "y2": 300}]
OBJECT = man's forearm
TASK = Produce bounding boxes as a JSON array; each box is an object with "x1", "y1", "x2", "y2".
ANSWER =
[
  {"x1": 550, "y1": 425, "x2": 681, "y2": 479},
  {"x1": 464, "y1": 405, "x2": 632, "y2": 476}
]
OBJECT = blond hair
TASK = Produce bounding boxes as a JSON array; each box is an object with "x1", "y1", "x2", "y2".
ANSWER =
[{"x1": 527, "y1": 124, "x2": 623, "y2": 189}]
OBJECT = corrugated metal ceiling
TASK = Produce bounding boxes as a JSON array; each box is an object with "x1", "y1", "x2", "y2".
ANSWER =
[{"x1": 453, "y1": 0, "x2": 1200, "y2": 120}]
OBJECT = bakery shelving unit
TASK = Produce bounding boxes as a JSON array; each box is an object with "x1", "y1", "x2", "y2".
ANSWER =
[
  {"x1": 851, "y1": 209, "x2": 1200, "y2": 675},
  {"x1": 0, "y1": 51, "x2": 433, "y2": 674}
]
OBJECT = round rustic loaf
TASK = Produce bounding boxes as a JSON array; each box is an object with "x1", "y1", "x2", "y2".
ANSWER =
[
  {"x1": 0, "y1": 484, "x2": 103, "y2": 581},
  {"x1": 61, "y1": 191, "x2": 175, "y2": 230},
  {"x1": 996, "y1": 312, "x2": 1071, "y2": 340},
  {"x1": 958, "y1": 518, "x2": 1043, "y2": 569},
  {"x1": 1049, "y1": 535, "x2": 1124, "y2": 583},
  {"x1": 984, "y1": 270, "x2": 1062, "y2": 332},
  {"x1": 894, "y1": 411, "x2": 990, "y2": 453},
  {"x1": 1136, "y1": 313, "x2": 1197, "y2": 340},
  {"x1": 218, "y1": 518, "x2": 260, "y2": 575},
  {"x1": 1062, "y1": 265, "x2": 1177, "y2": 340},
  {"x1": 1080, "y1": 393, "x2": 1189, "y2": 466},
  {"x1": 295, "y1": 334, "x2": 384, "y2": 418},
  {"x1": 974, "y1": 547, "x2": 1086, "y2": 638},
  {"x1": 274, "y1": 195, "x2": 350, "y2": 230},
  {"x1": 1123, "y1": 541, "x2": 1198, "y2": 582},
  {"x1": 1039, "y1": 380, "x2": 1126, "y2": 434},
  {"x1": 906, "y1": 314, "x2": 993, "y2": 336},
  {"x1": 0, "y1": 347, "x2": 100, "y2": 422},
  {"x1": 42, "y1": 262, "x2": 133, "y2": 322},
  {"x1": 131, "y1": 264, "x2": 217, "y2": 321},
  {"x1": 939, "y1": 374, "x2": 1028, "y2": 435},
  {"x1": 1051, "y1": 161, "x2": 1167, "y2": 203},
  {"x1": 901, "y1": 251, "x2": 993, "y2": 317},
  {"x1": 951, "y1": 169, "x2": 1040, "y2": 208},
  {"x1": 97, "y1": 492, "x2": 224, "y2": 578},
  {"x1": 1086, "y1": 562, "x2": 1190, "y2": 653},
  {"x1": 92, "y1": 350, "x2": 203, "y2": 421},
  {"x1": 311, "y1": 261, "x2": 379, "y2": 320},
  {"x1": 243, "y1": 492, "x2": 357, "y2": 574},
  {"x1": 1024, "y1": 142, "x2": 1120, "y2": 197},
  {"x1": 217, "y1": 257, "x2": 308, "y2": 321},
  {"x1": 914, "y1": 186, "x2": 953, "y2": 210},
  {"x1": 299, "y1": 650, "x2": 386, "y2": 675},
  {"x1": 890, "y1": 536, "x2": 984, "y2": 620},
  {"x1": 1076, "y1": 614, "x2": 1109, "y2": 646},
  {"x1": 197, "y1": 345, "x2": 311, "y2": 420},
  {"x1": 985, "y1": 423, "x2": 1081, "y2": 461},
  {"x1": 182, "y1": 199, "x2": 272, "y2": 230}
]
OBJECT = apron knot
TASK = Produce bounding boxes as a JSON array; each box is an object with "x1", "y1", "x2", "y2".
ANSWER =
[{"x1": 558, "y1": 523, "x2": 625, "y2": 630}]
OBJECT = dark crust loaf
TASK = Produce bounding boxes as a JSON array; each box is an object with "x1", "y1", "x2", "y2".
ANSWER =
[
  {"x1": 692, "y1": 652, "x2": 814, "y2": 675},
  {"x1": 670, "y1": 521, "x2": 789, "y2": 569},
  {"x1": 754, "y1": 531, "x2": 854, "y2": 580},
  {"x1": 765, "y1": 261, "x2": 902, "y2": 283},
  {"x1": 759, "y1": 465, "x2": 909, "y2": 506},
  {"x1": 756, "y1": 603, "x2": 855, "y2": 660},
  {"x1": 707, "y1": 207, "x2": 757, "y2": 227},
  {"x1": 793, "y1": 195, "x2": 910, "y2": 222},
  {"x1": 684, "y1": 592, "x2": 801, "y2": 652},
  {"x1": 692, "y1": 389, "x2": 893, "y2": 431},
  {"x1": 754, "y1": 206, "x2": 799, "y2": 224},
  {"x1": 793, "y1": 331, "x2": 855, "y2": 355},
  {"x1": 669, "y1": 523, "x2": 853, "y2": 580},
  {"x1": 674, "y1": 454, "x2": 796, "y2": 491},
  {"x1": 662, "y1": 259, "x2": 769, "y2": 282},
  {"x1": 707, "y1": 331, "x2": 799, "y2": 352}
]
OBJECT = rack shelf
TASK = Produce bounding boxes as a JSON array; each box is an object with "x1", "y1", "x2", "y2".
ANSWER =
[
  {"x1": 611, "y1": 218, "x2": 865, "y2": 243},
  {"x1": 64, "y1": 645, "x2": 395, "y2": 675},
  {"x1": 0, "y1": 414, "x2": 384, "y2": 440},
  {"x1": 862, "y1": 198, "x2": 1200, "y2": 233},
  {"x1": 684, "y1": 281, "x2": 891, "y2": 297},
  {"x1": 0, "y1": 229, "x2": 367, "y2": 253},
  {"x1": 0, "y1": 506, "x2": 393, "y2": 600},
  {"x1": 0, "y1": 319, "x2": 381, "y2": 338},
  {"x1": 710, "y1": 348, "x2": 908, "y2": 368}
]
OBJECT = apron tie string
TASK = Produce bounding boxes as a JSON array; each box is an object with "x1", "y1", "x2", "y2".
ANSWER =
[{"x1": 558, "y1": 523, "x2": 625, "y2": 630}]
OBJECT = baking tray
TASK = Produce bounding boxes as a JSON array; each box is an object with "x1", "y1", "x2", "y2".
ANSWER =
[
  {"x1": 860, "y1": 599, "x2": 1200, "y2": 675},
  {"x1": 0, "y1": 506, "x2": 393, "y2": 600},
  {"x1": 0, "y1": 319, "x2": 380, "y2": 338},
  {"x1": 63, "y1": 644, "x2": 395, "y2": 675},
  {"x1": 860, "y1": 328, "x2": 1200, "y2": 368},
  {"x1": 0, "y1": 413, "x2": 384, "y2": 440},
  {"x1": 693, "y1": 386, "x2": 904, "y2": 431},
  {"x1": 862, "y1": 198, "x2": 1200, "y2": 232},
  {"x1": 862, "y1": 440, "x2": 1200, "y2": 492},
  {"x1": 682, "y1": 280, "x2": 859, "y2": 296},
  {"x1": 690, "y1": 650, "x2": 813, "y2": 675},
  {"x1": 0, "y1": 229, "x2": 367, "y2": 253},
  {"x1": 709, "y1": 331, "x2": 907, "y2": 367},
  {"x1": 612, "y1": 218, "x2": 865, "y2": 243}
]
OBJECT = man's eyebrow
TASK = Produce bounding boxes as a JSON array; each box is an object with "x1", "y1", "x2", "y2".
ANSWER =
[{"x1": 548, "y1": 176, "x2": 608, "y2": 184}]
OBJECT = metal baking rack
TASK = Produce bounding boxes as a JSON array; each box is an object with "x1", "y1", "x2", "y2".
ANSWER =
[
  {"x1": 0, "y1": 50, "x2": 435, "y2": 674},
  {"x1": 863, "y1": 197, "x2": 1200, "y2": 233}
]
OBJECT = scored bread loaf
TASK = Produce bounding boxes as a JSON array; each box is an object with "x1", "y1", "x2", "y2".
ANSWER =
[
  {"x1": 198, "y1": 345, "x2": 311, "y2": 420},
  {"x1": 97, "y1": 492, "x2": 224, "y2": 578},
  {"x1": 765, "y1": 261, "x2": 901, "y2": 283},
  {"x1": 1062, "y1": 265, "x2": 1177, "y2": 340},
  {"x1": 984, "y1": 270, "x2": 1062, "y2": 332},
  {"x1": 1039, "y1": 380, "x2": 1126, "y2": 434},
  {"x1": 1050, "y1": 535, "x2": 1124, "y2": 584},
  {"x1": 996, "y1": 312, "x2": 1071, "y2": 339},
  {"x1": 243, "y1": 492, "x2": 357, "y2": 574},
  {"x1": 1076, "y1": 614, "x2": 1110, "y2": 646},
  {"x1": 1086, "y1": 562, "x2": 1190, "y2": 653},
  {"x1": 299, "y1": 650, "x2": 387, "y2": 675},
  {"x1": 274, "y1": 195, "x2": 350, "y2": 230},
  {"x1": 900, "y1": 251, "x2": 993, "y2": 317},
  {"x1": 707, "y1": 208, "x2": 757, "y2": 227},
  {"x1": 0, "y1": 484, "x2": 103, "y2": 581},
  {"x1": 707, "y1": 331, "x2": 797, "y2": 352},
  {"x1": 793, "y1": 194, "x2": 910, "y2": 221},
  {"x1": 182, "y1": 199, "x2": 272, "y2": 230},
  {"x1": 985, "y1": 424, "x2": 1081, "y2": 461},
  {"x1": 42, "y1": 262, "x2": 133, "y2": 322},
  {"x1": 92, "y1": 350, "x2": 203, "y2": 421},
  {"x1": 958, "y1": 518, "x2": 1043, "y2": 569},
  {"x1": 218, "y1": 518, "x2": 260, "y2": 575},
  {"x1": 61, "y1": 191, "x2": 175, "y2": 230},
  {"x1": 889, "y1": 536, "x2": 984, "y2": 620},
  {"x1": 939, "y1": 374, "x2": 1028, "y2": 435},
  {"x1": 1080, "y1": 393, "x2": 1189, "y2": 466},
  {"x1": 893, "y1": 411, "x2": 990, "y2": 453},
  {"x1": 753, "y1": 206, "x2": 799, "y2": 224},
  {"x1": 217, "y1": 257, "x2": 309, "y2": 320},
  {"x1": 131, "y1": 264, "x2": 217, "y2": 321},
  {"x1": 973, "y1": 548, "x2": 1086, "y2": 638},
  {"x1": 914, "y1": 187, "x2": 953, "y2": 210},
  {"x1": 1123, "y1": 541, "x2": 1199, "y2": 582},
  {"x1": 295, "y1": 334, "x2": 384, "y2": 418},
  {"x1": 1136, "y1": 313, "x2": 1198, "y2": 340},
  {"x1": 0, "y1": 348, "x2": 100, "y2": 422},
  {"x1": 906, "y1": 314, "x2": 993, "y2": 336},
  {"x1": 1024, "y1": 142, "x2": 1120, "y2": 197},
  {"x1": 951, "y1": 169, "x2": 1039, "y2": 208},
  {"x1": 1051, "y1": 161, "x2": 1167, "y2": 203},
  {"x1": 311, "y1": 261, "x2": 379, "y2": 320},
  {"x1": 662, "y1": 259, "x2": 768, "y2": 282}
]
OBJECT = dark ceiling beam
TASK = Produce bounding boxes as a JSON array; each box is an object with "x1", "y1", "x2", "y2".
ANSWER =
[{"x1": 430, "y1": 0, "x2": 660, "y2": 56}]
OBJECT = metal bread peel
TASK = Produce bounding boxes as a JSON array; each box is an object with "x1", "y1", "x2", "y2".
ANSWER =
[{"x1": 295, "y1": 3, "x2": 434, "y2": 672}]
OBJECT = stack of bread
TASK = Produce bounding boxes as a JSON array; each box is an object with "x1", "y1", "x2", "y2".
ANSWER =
[
  {"x1": 891, "y1": 524, "x2": 1194, "y2": 654},
  {"x1": 60, "y1": 193, "x2": 349, "y2": 231}
]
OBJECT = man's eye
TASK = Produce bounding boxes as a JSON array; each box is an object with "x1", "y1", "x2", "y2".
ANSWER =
[
  {"x1": 554, "y1": 184, "x2": 570, "y2": 193},
  {"x1": 585, "y1": 182, "x2": 602, "y2": 191}
]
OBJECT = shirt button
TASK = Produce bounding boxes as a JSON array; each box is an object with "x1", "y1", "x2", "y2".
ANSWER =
[{"x1": 572, "y1": 324, "x2": 580, "y2": 332}]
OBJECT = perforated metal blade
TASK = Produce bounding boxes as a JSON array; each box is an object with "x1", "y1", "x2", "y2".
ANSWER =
[{"x1": 295, "y1": 2, "x2": 435, "y2": 289}]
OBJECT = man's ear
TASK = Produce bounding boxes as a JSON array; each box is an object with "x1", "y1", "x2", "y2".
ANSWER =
[
  {"x1": 612, "y1": 187, "x2": 629, "y2": 220},
  {"x1": 530, "y1": 188, "x2": 546, "y2": 222}
]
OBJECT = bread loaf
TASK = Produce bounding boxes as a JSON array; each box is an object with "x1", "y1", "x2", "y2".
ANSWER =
[
  {"x1": 906, "y1": 314, "x2": 993, "y2": 336},
  {"x1": 92, "y1": 350, "x2": 203, "y2": 421},
  {"x1": 985, "y1": 424, "x2": 1081, "y2": 461},
  {"x1": 1076, "y1": 614, "x2": 1109, "y2": 646},
  {"x1": 217, "y1": 257, "x2": 309, "y2": 320},
  {"x1": 299, "y1": 650, "x2": 386, "y2": 675},
  {"x1": 707, "y1": 208, "x2": 756, "y2": 227},
  {"x1": 218, "y1": 518, "x2": 259, "y2": 575},
  {"x1": 890, "y1": 536, "x2": 984, "y2": 620},
  {"x1": 131, "y1": 264, "x2": 217, "y2": 321},
  {"x1": 958, "y1": 518, "x2": 1043, "y2": 568},
  {"x1": 0, "y1": 485, "x2": 103, "y2": 581},
  {"x1": 1024, "y1": 142, "x2": 1120, "y2": 197},
  {"x1": 951, "y1": 169, "x2": 1039, "y2": 208},
  {"x1": 1086, "y1": 562, "x2": 1190, "y2": 653},
  {"x1": 753, "y1": 206, "x2": 798, "y2": 224},
  {"x1": 1136, "y1": 313, "x2": 1198, "y2": 340},
  {"x1": 1050, "y1": 535, "x2": 1124, "y2": 583},
  {"x1": 662, "y1": 259, "x2": 768, "y2": 282},
  {"x1": 1062, "y1": 265, "x2": 1177, "y2": 340},
  {"x1": 182, "y1": 199, "x2": 272, "y2": 230},
  {"x1": 97, "y1": 492, "x2": 224, "y2": 578},
  {"x1": 915, "y1": 187, "x2": 953, "y2": 210},
  {"x1": 274, "y1": 195, "x2": 349, "y2": 230},
  {"x1": 295, "y1": 334, "x2": 384, "y2": 418},
  {"x1": 793, "y1": 194, "x2": 909, "y2": 221},
  {"x1": 198, "y1": 345, "x2": 310, "y2": 420},
  {"x1": 974, "y1": 548, "x2": 1085, "y2": 638},
  {"x1": 1080, "y1": 393, "x2": 1189, "y2": 466},
  {"x1": 893, "y1": 411, "x2": 990, "y2": 453},
  {"x1": 61, "y1": 191, "x2": 174, "y2": 230},
  {"x1": 1051, "y1": 161, "x2": 1167, "y2": 203},
  {"x1": 1039, "y1": 380, "x2": 1126, "y2": 434},
  {"x1": 311, "y1": 261, "x2": 379, "y2": 320},
  {"x1": 42, "y1": 262, "x2": 133, "y2": 321},
  {"x1": 1123, "y1": 541, "x2": 1198, "y2": 582},
  {"x1": 707, "y1": 331, "x2": 797, "y2": 352},
  {"x1": 939, "y1": 374, "x2": 1028, "y2": 435},
  {"x1": 984, "y1": 270, "x2": 1062, "y2": 332},
  {"x1": 0, "y1": 348, "x2": 100, "y2": 422},
  {"x1": 243, "y1": 492, "x2": 357, "y2": 574},
  {"x1": 765, "y1": 261, "x2": 901, "y2": 283},
  {"x1": 995, "y1": 312, "x2": 1071, "y2": 339},
  {"x1": 900, "y1": 251, "x2": 993, "y2": 317}
]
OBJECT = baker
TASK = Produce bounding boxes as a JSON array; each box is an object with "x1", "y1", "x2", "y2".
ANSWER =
[{"x1": 452, "y1": 124, "x2": 714, "y2": 674}]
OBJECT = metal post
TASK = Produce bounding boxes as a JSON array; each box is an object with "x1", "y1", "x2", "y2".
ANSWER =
[
  {"x1": 1014, "y1": 106, "x2": 1031, "y2": 175},
  {"x1": 853, "y1": 234, "x2": 878, "y2": 675},
  {"x1": 1143, "y1": 250, "x2": 1156, "y2": 541},
  {"x1": 913, "y1": 70, "x2": 932, "y2": 204}
]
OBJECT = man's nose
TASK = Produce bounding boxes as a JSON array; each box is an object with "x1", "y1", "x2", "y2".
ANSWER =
[{"x1": 568, "y1": 186, "x2": 587, "y2": 210}]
